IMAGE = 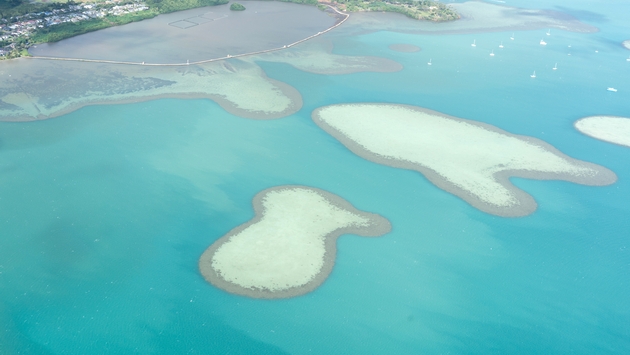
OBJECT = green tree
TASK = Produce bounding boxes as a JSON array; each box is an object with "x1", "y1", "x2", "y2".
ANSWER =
[{"x1": 230, "y1": 2, "x2": 245, "y2": 11}]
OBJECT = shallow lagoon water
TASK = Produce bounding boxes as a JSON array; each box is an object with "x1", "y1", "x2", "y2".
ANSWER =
[{"x1": 1, "y1": 0, "x2": 630, "y2": 354}]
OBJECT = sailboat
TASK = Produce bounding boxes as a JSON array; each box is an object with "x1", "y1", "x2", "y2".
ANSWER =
[
  {"x1": 428, "y1": 58, "x2": 432, "y2": 66},
  {"x1": 510, "y1": 33, "x2": 514, "y2": 40},
  {"x1": 553, "y1": 63, "x2": 557, "y2": 70},
  {"x1": 499, "y1": 41, "x2": 504, "y2": 49},
  {"x1": 540, "y1": 39, "x2": 547, "y2": 46},
  {"x1": 530, "y1": 71, "x2": 536, "y2": 78},
  {"x1": 490, "y1": 50, "x2": 495, "y2": 57},
  {"x1": 546, "y1": 29, "x2": 551, "y2": 36},
  {"x1": 471, "y1": 39, "x2": 476, "y2": 47}
]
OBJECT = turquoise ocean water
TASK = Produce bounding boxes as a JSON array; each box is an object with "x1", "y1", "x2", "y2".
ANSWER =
[{"x1": 1, "y1": 0, "x2": 629, "y2": 354}]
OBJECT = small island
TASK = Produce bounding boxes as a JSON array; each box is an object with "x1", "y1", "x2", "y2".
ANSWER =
[
  {"x1": 575, "y1": 116, "x2": 630, "y2": 148},
  {"x1": 230, "y1": 2, "x2": 246, "y2": 11},
  {"x1": 312, "y1": 103, "x2": 617, "y2": 217},
  {"x1": 198, "y1": 185, "x2": 391, "y2": 299}
]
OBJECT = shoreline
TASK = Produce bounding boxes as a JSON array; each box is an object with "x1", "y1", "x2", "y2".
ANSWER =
[
  {"x1": 312, "y1": 104, "x2": 617, "y2": 217},
  {"x1": 22, "y1": 5, "x2": 349, "y2": 67},
  {"x1": 198, "y1": 185, "x2": 391, "y2": 299}
]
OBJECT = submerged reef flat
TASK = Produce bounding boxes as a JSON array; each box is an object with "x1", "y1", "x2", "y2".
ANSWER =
[
  {"x1": 341, "y1": 1, "x2": 597, "y2": 35},
  {"x1": 388, "y1": 44, "x2": 421, "y2": 53},
  {"x1": 312, "y1": 104, "x2": 617, "y2": 217},
  {"x1": 0, "y1": 59, "x2": 301, "y2": 121},
  {"x1": 252, "y1": 40, "x2": 403, "y2": 75},
  {"x1": 575, "y1": 116, "x2": 630, "y2": 148},
  {"x1": 199, "y1": 186, "x2": 391, "y2": 299}
]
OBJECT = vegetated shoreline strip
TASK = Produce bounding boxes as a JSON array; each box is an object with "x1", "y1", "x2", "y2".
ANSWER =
[{"x1": 25, "y1": 5, "x2": 349, "y2": 67}]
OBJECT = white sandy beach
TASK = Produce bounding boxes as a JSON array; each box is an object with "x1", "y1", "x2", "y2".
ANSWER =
[
  {"x1": 575, "y1": 116, "x2": 630, "y2": 148},
  {"x1": 199, "y1": 186, "x2": 390, "y2": 298},
  {"x1": 313, "y1": 104, "x2": 615, "y2": 216}
]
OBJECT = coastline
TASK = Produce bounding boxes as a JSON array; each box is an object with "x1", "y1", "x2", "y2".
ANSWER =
[
  {"x1": 312, "y1": 104, "x2": 617, "y2": 217},
  {"x1": 198, "y1": 185, "x2": 391, "y2": 299},
  {"x1": 337, "y1": 1, "x2": 598, "y2": 36},
  {"x1": 23, "y1": 4, "x2": 349, "y2": 67}
]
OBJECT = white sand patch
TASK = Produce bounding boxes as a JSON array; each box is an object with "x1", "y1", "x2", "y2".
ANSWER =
[
  {"x1": 199, "y1": 186, "x2": 391, "y2": 298},
  {"x1": 575, "y1": 116, "x2": 630, "y2": 148},
  {"x1": 623, "y1": 40, "x2": 630, "y2": 50},
  {"x1": 313, "y1": 104, "x2": 616, "y2": 216}
]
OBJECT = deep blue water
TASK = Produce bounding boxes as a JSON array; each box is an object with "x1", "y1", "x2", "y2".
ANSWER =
[{"x1": 1, "y1": 0, "x2": 629, "y2": 354}]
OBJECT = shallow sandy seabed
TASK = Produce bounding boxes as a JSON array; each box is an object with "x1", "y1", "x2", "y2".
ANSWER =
[
  {"x1": 251, "y1": 40, "x2": 403, "y2": 74},
  {"x1": 0, "y1": 44, "x2": 401, "y2": 121},
  {"x1": 338, "y1": 1, "x2": 597, "y2": 35},
  {"x1": 199, "y1": 186, "x2": 391, "y2": 299},
  {"x1": 388, "y1": 44, "x2": 421, "y2": 53},
  {"x1": 623, "y1": 40, "x2": 630, "y2": 50},
  {"x1": 0, "y1": 58, "x2": 301, "y2": 121},
  {"x1": 312, "y1": 104, "x2": 617, "y2": 217},
  {"x1": 575, "y1": 116, "x2": 630, "y2": 148}
]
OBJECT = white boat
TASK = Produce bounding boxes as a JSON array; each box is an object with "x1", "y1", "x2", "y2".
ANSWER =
[
  {"x1": 607, "y1": 87, "x2": 618, "y2": 92},
  {"x1": 531, "y1": 71, "x2": 536, "y2": 78},
  {"x1": 490, "y1": 50, "x2": 495, "y2": 57},
  {"x1": 553, "y1": 63, "x2": 557, "y2": 70},
  {"x1": 510, "y1": 33, "x2": 514, "y2": 40},
  {"x1": 540, "y1": 39, "x2": 547, "y2": 46},
  {"x1": 428, "y1": 58, "x2": 432, "y2": 66},
  {"x1": 595, "y1": 50, "x2": 599, "y2": 53},
  {"x1": 499, "y1": 41, "x2": 504, "y2": 49},
  {"x1": 546, "y1": 29, "x2": 551, "y2": 36},
  {"x1": 471, "y1": 39, "x2": 476, "y2": 47},
  {"x1": 627, "y1": 56, "x2": 630, "y2": 62}
]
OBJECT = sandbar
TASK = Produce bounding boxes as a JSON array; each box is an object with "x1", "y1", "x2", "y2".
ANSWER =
[
  {"x1": 312, "y1": 104, "x2": 617, "y2": 217},
  {"x1": 198, "y1": 185, "x2": 391, "y2": 299},
  {"x1": 623, "y1": 40, "x2": 630, "y2": 50},
  {"x1": 388, "y1": 44, "x2": 421, "y2": 53},
  {"x1": 574, "y1": 116, "x2": 630, "y2": 148},
  {"x1": 252, "y1": 40, "x2": 402, "y2": 75}
]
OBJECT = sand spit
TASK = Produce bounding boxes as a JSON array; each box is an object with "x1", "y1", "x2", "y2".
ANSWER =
[
  {"x1": 199, "y1": 186, "x2": 391, "y2": 299},
  {"x1": 252, "y1": 40, "x2": 403, "y2": 75},
  {"x1": 312, "y1": 104, "x2": 617, "y2": 217},
  {"x1": 342, "y1": 1, "x2": 597, "y2": 35},
  {"x1": 0, "y1": 59, "x2": 301, "y2": 121},
  {"x1": 623, "y1": 40, "x2": 630, "y2": 50},
  {"x1": 388, "y1": 44, "x2": 421, "y2": 53},
  {"x1": 575, "y1": 116, "x2": 630, "y2": 148}
]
